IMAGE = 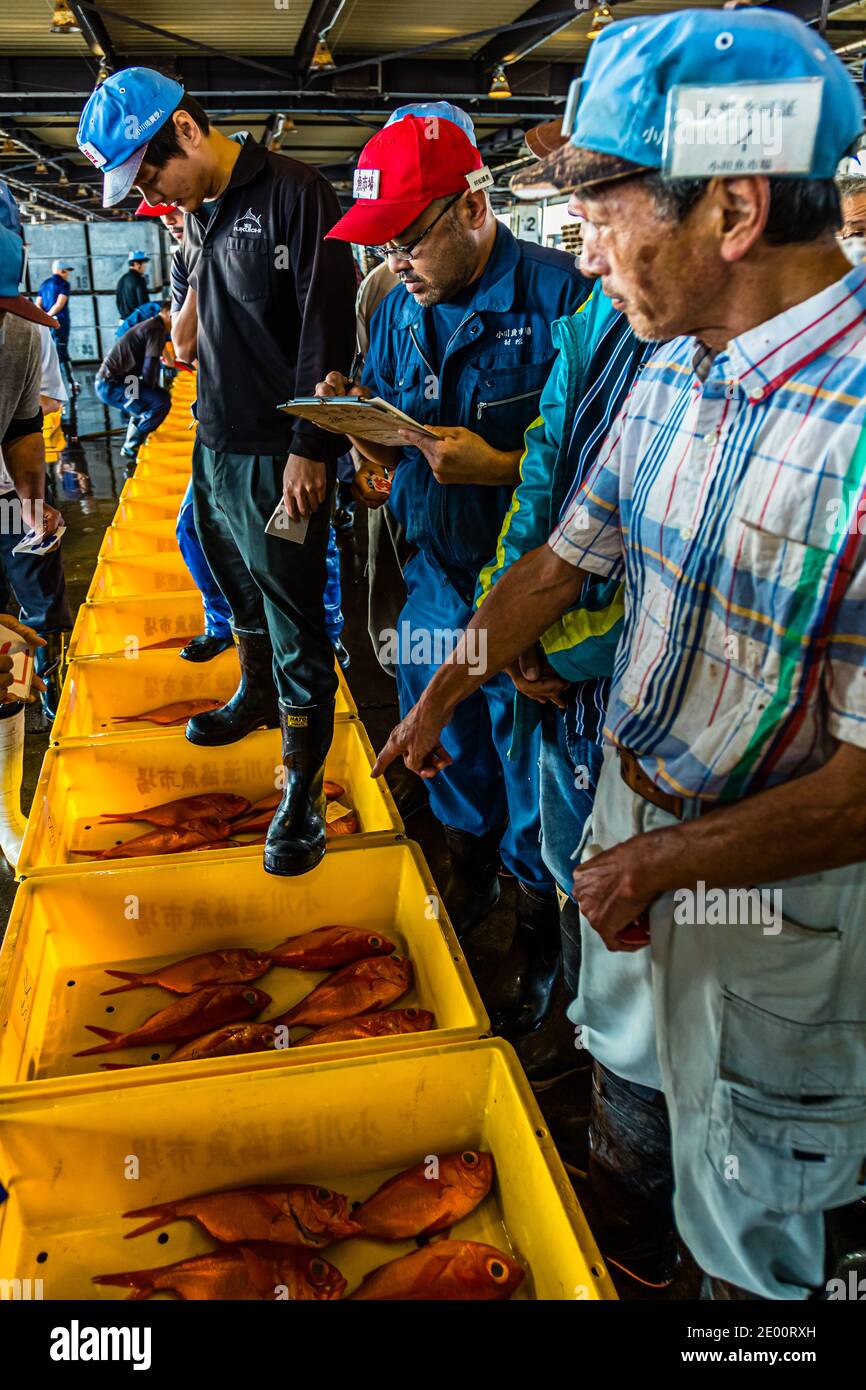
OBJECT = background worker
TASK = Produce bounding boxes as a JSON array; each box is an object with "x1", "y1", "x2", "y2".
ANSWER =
[
  {"x1": 115, "y1": 248, "x2": 150, "y2": 320},
  {"x1": 78, "y1": 68, "x2": 356, "y2": 876},
  {"x1": 35, "y1": 258, "x2": 78, "y2": 401},
  {"x1": 94, "y1": 300, "x2": 172, "y2": 460},
  {"x1": 321, "y1": 115, "x2": 588, "y2": 982},
  {"x1": 373, "y1": 8, "x2": 866, "y2": 1301},
  {"x1": 0, "y1": 180, "x2": 64, "y2": 864},
  {"x1": 837, "y1": 171, "x2": 866, "y2": 261}
]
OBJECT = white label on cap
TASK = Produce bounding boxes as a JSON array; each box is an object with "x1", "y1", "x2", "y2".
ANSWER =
[
  {"x1": 465, "y1": 165, "x2": 494, "y2": 191},
  {"x1": 353, "y1": 168, "x2": 381, "y2": 199},
  {"x1": 80, "y1": 140, "x2": 107, "y2": 169},
  {"x1": 662, "y1": 79, "x2": 823, "y2": 178}
]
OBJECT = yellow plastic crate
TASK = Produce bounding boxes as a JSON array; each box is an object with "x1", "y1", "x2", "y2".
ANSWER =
[
  {"x1": 113, "y1": 496, "x2": 181, "y2": 525},
  {"x1": 18, "y1": 718, "x2": 397, "y2": 875},
  {"x1": 119, "y1": 474, "x2": 189, "y2": 501},
  {"x1": 87, "y1": 553, "x2": 194, "y2": 600},
  {"x1": 99, "y1": 519, "x2": 179, "y2": 559},
  {"x1": 52, "y1": 647, "x2": 356, "y2": 741},
  {"x1": 1, "y1": 838, "x2": 478, "y2": 1091},
  {"x1": 131, "y1": 456, "x2": 191, "y2": 481},
  {"x1": 67, "y1": 592, "x2": 209, "y2": 660},
  {"x1": 0, "y1": 1040, "x2": 614, "y2": 1301}
]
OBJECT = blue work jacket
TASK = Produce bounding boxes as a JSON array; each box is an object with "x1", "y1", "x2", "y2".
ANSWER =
[{"x1": 363, "y1": 223, "x2": 589, "y2": 601}]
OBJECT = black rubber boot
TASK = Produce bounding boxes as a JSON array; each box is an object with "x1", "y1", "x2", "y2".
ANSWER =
[
  {"x1": 179, "y1": 633, "x2": 235, "y2": 663},
  {"x1": 264, "y1": 699, "x2": 335, "y2": 877},
  {"x1": 516, "y1": 967, "x2": 590, "y2": 1089},
  {"x1": 487, "y1": 882, "x2": 560, "y2": 1038},
  {"x1": 35, "y1": 630, "x2": 65, "y2": 726},
  {"x1": 441, "y1": 823, "x2": 503, "y2": 938},
  {"x1": 185, "y1": 632, "x2": 279, "y2": 746},
  {"x1": 387, "y1": 762, "x2": 429, "y2": 822}
]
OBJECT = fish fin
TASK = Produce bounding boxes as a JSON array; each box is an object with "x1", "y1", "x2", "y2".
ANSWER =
[
  {"x1": 73, "y1": 1026, "x2": 122, "y2": 1057},
  {"x1": 122, "y1": 1203, "x2": 176, "y2": 1239},
  {"x1": 99, "y1": 1062, "x2": 133, "y2": 1071},
  {"x1": 101, "y1": 970, "x2": 145, "y2": 995},
  {"x1": 99, "y1": 813, "x2": 136, "y2": 823},
  {"x1": 92, "y1": 1270, "x2": 154, "y2": 1297}
]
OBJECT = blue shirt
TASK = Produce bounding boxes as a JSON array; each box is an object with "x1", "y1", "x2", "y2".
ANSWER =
[
  {"x1": 37, "y1": 274, "x2": 70, "y2": 332},
  {"x1": 363, "y1": 223, "x2": 588, "y2": 600}
]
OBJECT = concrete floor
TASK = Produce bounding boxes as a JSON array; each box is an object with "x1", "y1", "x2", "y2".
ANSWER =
[{"x1": 0, "y1": 372, "x2": 702, "y2": 1300}]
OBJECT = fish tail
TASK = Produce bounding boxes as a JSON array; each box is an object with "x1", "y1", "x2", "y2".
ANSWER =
[
  {"x1": 99, "y1": 813, "x2": 135, "y2": 823},
  {"x1": 122, "y1": 1202, "x2": 177, "y2": 1239},
  {"x1": 73, "y1": 1026, "x2": 122, "y2": 1057},
  {"x1": 99, "y1": 1062, "x2": 133, "y2": 1070},
  {"x1": 101, "y1": 970, "x2": 145, "y2": 995},
  {"x1": 93, "y1": 1270, "x2": 154, "y2": 1297}
]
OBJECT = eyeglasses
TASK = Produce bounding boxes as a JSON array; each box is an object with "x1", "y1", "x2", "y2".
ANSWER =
[{"x1": 374, "y1": 191, "x2": 464, "y2": 261}]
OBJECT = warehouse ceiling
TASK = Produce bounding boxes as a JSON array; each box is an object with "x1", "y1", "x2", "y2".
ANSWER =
[{"x1": 1, "y1": 0, "x2": 864, "y2": 220}]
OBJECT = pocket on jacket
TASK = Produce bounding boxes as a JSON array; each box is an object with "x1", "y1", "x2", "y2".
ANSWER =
[
  {"x1": 469, "y1": 359, "x2": 552, "y2": 451},
  {"x1": 706, "y1": 1077, "x2": 866, "y2": 1214},
  {"x1": 224, "y1": 236, "x2": 271, "y2": 302}
]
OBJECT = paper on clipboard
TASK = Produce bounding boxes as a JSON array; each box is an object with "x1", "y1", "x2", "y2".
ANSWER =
[{"x1": 278, "y1": 396, "x2": 437, "y2": 446}]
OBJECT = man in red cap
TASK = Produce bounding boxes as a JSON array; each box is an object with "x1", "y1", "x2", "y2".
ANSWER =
[{"x1": 319, "y1": 114, "x2": 589, "y2": 1016}]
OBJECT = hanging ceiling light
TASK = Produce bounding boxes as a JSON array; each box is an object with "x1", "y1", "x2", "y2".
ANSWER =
[
  {"x1": 2, "y1": 137, "x2": 17, "y2": 154},
  {"x1": 49, "y1": 2, "x2": 80, "y2": 34},
  {"x1": 58, "y1": 171, "x2": 69, "y2": 185},
  {"x1": 587, "y1": 5, "x2": 614, "y2": 40},
  {"x1": 97, "y1": 60, "x2": 112, "y2": 85},
  {"x1": 488, "y1": 65, "x2": 512, "y2": 99},
  {"x1": 309, "y1": 38, "x2": 336, "y2": 71},
  {"x1": 35, "y1": 159, "x2": 48, "y2": 174},
  {"x1": 77, "y1": 183, "x2": 89, "y2": 198}
]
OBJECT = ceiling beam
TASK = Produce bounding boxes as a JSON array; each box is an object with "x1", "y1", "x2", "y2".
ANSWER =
[
  {"x1": 68, "y1": 1, "x2": 117, "y2": 72},
  {"x1": 475, "y1": 0, "x2": 583, "y2": 69}
]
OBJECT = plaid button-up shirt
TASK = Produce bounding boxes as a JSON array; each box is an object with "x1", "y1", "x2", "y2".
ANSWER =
[{"x1": 551, "y1": 266, "x2": 866, "y2": 803}]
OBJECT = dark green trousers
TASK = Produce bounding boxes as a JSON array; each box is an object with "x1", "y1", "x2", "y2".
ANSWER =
[{"x1": 191, "y1": 439, "x2": 337, "y2": 705}]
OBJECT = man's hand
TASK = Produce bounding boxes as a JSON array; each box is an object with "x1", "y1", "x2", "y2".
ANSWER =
[
  {"x1": 21, "y1": 500, "x2": 64, "y2": 542},
  {"x1": 398, "y1": 427, "x2": 520, "y2": 487},
  {"x1": 572, "y1": 840, "x2": 658, "y2": 953},
  {"x1": 371, "y1": 696, "x2": 453, "y2": 780},
  {"x1": 315, "y1": 370, "x2": 371, "y2": 402},
  {"x1": 506, "y1": 645, "x2": 571, "y2": 707},
  {"x1": 283, "y1": 455, "x2": 327, "y2": 522},
  {"x1": 0, "y1": 614, "x2": 46, "y2": 703},
  {"x1": 316, "y1": 371, "x2": 400, "y2": 471},
  {"x1": 352, "y1": 459, "x2": 391, "y2": 511}
]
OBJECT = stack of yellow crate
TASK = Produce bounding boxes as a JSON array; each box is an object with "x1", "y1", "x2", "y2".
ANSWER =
[{"x1": 0, "y1": 374, "x2": 614, "y2": 1302}]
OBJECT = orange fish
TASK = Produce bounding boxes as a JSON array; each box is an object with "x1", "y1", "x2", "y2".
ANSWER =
[
  {"x1": 248, "y1": 791, "x2": 282, "y2": 813},
  {"x1": 111, "y1": 698, "x2": 222, "y2": 726},
  {"x1": 274, "y1": 954, "x2": 412, "y2": 1028},
  {"x1": 123, "y1": 1184, "x2": 361, "y2": 1245},
  {"x1": 231, "y1": 807, "x2": 276, "y2": 835},
  {"x1": 100, "y1": 793, "x2": 250, "y2": 828},
  {"x1": 102, "y1": 948, "x2": 270, "y2": 996},
  {"x1": 295, "y1": 1007, "x2": 434, "y2": 1048},
  {"x1": 81, "y1": 818, "x2": 232, "y2": 860},
  {"x1": 261, "y1": 925, "x2": 396, "y2": 971},
  {"x1": 324, "y1": 781, "x2": 345, "y2": 800},
  {"x1": 74, "y1": 985, "x2": 271, "y2": 1056},
  {"x1": 93, "y1": 1243, "x2": 346, "y2": 1301},
  {"x1": 353, "y1": 1150, "x2": 494, "y2": 1240},
  {"x1": 326, "y1": 811, "x2": 359, "y2": 837},
  {"x1": 349, "y1": 1241, "x2": 524, "y2": 1301},
  {"x1": 100, "y1": 1021, "x2": 281, "y2": 1069}
]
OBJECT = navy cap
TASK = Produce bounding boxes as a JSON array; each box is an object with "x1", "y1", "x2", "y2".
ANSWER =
[
  {"x1": 519, "y1": 9, "x2": 864, "y2": 196},
  {"x1": 77, "y1": 67, "x2": 184, "y2": 208},
  {"x1": 128, "y1": 249, "x2": 150, "y2": 263}
]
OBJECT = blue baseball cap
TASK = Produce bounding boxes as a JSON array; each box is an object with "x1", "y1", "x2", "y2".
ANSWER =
[
  {"x1": 0, "y1": 182, "x2": 57, "y2": 328},
  {"x1": 386, "y1": 102, "x2": 477, "y2": 147},
  {"x1": 77, "y1": 67, "x2": 184, "y2": 208},
  {"x1": 128, "y1": 249, "x2": 150, "y2": 263},
  {"x1": 519, "y1": 9, "x2": 864, "y2": 195}
]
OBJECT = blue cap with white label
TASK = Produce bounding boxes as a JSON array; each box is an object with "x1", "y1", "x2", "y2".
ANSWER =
[
  {"x1": 522, "y1": 8, "x2": 863, "y2": 195},
  {"x1": 77, "y1": 67, "x2": 184, "y2": 208},
  {"x1": 386, "y1": 102, "x2": 477, "y2": 147}
]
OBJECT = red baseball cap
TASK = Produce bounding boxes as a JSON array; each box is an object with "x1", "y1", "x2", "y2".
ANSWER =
[
  {"x1": 326, "y1": 115, "x2": 491, "y2": 247},
  {"x1": 136, "y1": 198, "x2": 177, "y2": 217}
]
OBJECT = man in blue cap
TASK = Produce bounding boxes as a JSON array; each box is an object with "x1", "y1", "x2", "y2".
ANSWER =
[
  {"x1": 77, "y1": 68, "x2": 355, "y2": 876},
  {"x1": 115, "y1": 249, "x2": 151, "y2": 321},
  {"x1": 35, "y1": 258, "x2": 78, "y2": 401},
  {"x1": 375, "y1": 8, "x2": 866, "y2": 1299}
]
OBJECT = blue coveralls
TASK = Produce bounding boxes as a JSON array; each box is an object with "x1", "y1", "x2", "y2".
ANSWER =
[{"x1": 363, "y1": 225, "x2": 587, "y2": 887}]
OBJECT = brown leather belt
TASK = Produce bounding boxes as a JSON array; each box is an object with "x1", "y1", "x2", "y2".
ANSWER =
[{"x1": 617, "y1": 746, "x2": 692, "y2": 820}]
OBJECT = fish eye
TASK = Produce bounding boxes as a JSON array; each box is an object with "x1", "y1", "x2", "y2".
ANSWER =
[
  {"x1": 462, "y1": 1151, "x2": 479, "y2": 1166},
  {"x1": 391, "y1": 953, "x2": 404, "y2": 962},
  {"x1": 315, "y1": 1187, "x2": 332, "y2": 1201},
  {"x1": 369, "y1": 935, "x2": 382, "y2": 948},
  {"x1": 308, "y1": 1258, "x2": 328, "y2": 1283},
  {"x1": 243, "y1": 991, "x2": 257, "y2": 1003},
  {"x1": 487, "y1": 1258, "x2": 508, "y2": 1283},
  {"x1": 406, "y1": 1008, "x2": 418, "y2": 1018}
]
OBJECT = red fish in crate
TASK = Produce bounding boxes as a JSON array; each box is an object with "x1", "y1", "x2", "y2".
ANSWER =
[
  {"x1": 101, "y1": 948, "x2": 270, "y2": 996},
  {"x1": 100, "y1": 1021, "x2": 282, "y2": 1070},
  {"x1": 100, "y1": 792, "x2": 250, "y2": 828},
  {"x1": 74, "y1": 985, "x2": 270, "y2": 1056},
  {"x1": 352, "y1": 1150, "x2": 494, "y2": 1239},
  {"x1": 123, "y1": 1184, "x2": 361, "y2": 1245},
  {"x1": 294, "y1": 1007, "x2": 434, "y2": 1048},
  {"x1": 273, "y1": 954, "x2": 412, "y2": 1028},
  {"x1": 76, "y1": 819, "x2": 231, "y2": 860},
  {"x1": 261, "y1": 925, "x2": 395, "y2": 971},
  {"x1": 93, "y1": 1244, "x2": 346, "y2": 1300},
  {"x1": 349, "y1": 1240, "x2": 525, "y2": 1301},
  {"x1": 111, "y1": 698, "x2": 222, "y2": 726}
]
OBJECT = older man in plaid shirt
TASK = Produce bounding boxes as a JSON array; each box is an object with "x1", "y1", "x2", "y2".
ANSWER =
[{"x1": 375, "y1": 10, "x2": 866, "y2": 1298}]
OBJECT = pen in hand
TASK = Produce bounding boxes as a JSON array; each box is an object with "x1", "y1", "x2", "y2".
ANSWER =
[{"x1": 345, "y1": 350, "x2": 362, "y2": 392}]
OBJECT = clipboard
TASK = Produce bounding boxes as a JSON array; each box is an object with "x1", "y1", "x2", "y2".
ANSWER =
[{"x1": 278, "y1": 396, "x2": 437, "y2": 447}]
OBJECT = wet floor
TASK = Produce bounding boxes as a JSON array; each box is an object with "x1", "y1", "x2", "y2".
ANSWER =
[{"x1": 0, "y1": 372, "x2": 701, "y2": 1300}]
